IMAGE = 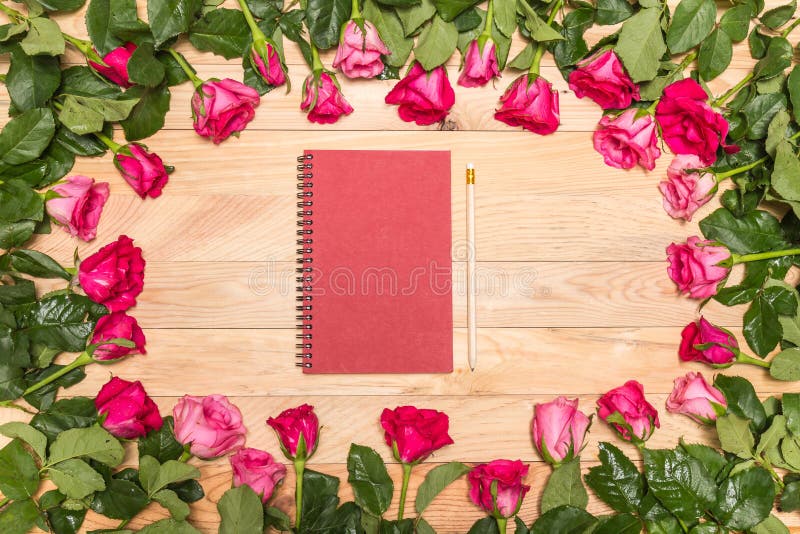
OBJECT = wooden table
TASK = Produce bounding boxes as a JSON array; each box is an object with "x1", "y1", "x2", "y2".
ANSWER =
[{"x1": 3, "y1": 1, "x2": 800, "y2": 531}]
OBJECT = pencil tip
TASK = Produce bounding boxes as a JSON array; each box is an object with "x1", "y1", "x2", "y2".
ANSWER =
[{"x1": 470, "y1": 365, "x2": 475, "y2": 372}]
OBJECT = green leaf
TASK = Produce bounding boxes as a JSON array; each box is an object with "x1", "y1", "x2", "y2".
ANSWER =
[
  {"x1": 415, "y1": 461, "x2": 470, "y2": 514},
  {"x1": 30, "y1": 397, "x2": 97, "y2": 442},
  {"x1": 148, "y1": 0, "x2": 203, "y2": 47},
  {"x1": 667, "y1": 0, "x2": 716, "y2": 53},
  {"x1": 139, "y1": 456, "x2": 200, "y2": 496},
  {"x1": 717, "y1": 413, "x2": 756, "y2": 457},
  {"x1": 595, "y1": 0, "x2": 633, "y2": 25},
  {"x1": 584, "y1": 442, "x2": 643, "y2": 513},
  {"x1": 699, "y1": 208, "x2": 785, "y2": 254},
  {"x1": 593, "y1": 514, "x2": 641, "y2": 534},
  {"x1": 18, "y1": 293, "x2": 104, "y2": 352},
  {"x1": 48, "y1": 426, "x2": 124, "y2": 467},
  {"x1": 0, "y1": 439, "x2": 40, "y2": 499},
  {"x1": 643, "y1": 448, "x2": 716, "y2": 523},
  {"x1": 615, "y1": 8, "x2": 667, "y2": 82},
  {"x1": 300, "y1": 469, "x2": 340, "y2": 528},
  {"x1": 0, "y1": 22, "x2": 28, "y2": 41},
  {"x1": 714, "y1": 374, "x2": 766, "y2": 431},
  {"x1": 744, "y1": 295, "x2": 783, "y2": 357},
  {"x1": 126, "y1": 42, "x2": 166, "y2": 87},
  {"x1": 20, "y1": 17, "x2": 65, "y2": 55},
  {"x1": 153, "y1": 488, "x2": 190, "y2": 520},
  {"x1": 751, "y1": 515, "x2": 790, "y2": 534},
  {"x1": 541, "y1": 458, "x2": 588, "y2": 513},
  {"x1": 784, "y1": 393, "x2": 800, "y2": 435},
  {"x1": 363, "y1": 0, "x2": 414, "y2": 68},
  {"x1": 781, "y1": 481, "x2": 800, "y2": 511},
  {"x1": 45, "y1": 504, "x2": 86, "y2": 534},
  {"x1": 713, "y1": 467, "x2": 774, "y2": 530},
  {"x1": 0, "y1": 499, "x2": 40, "y2": 534},
  {"x1": 139, "y1": 416, "x2": 184, "y2": 463},
  {"x1": 698, "y1": 27, "x2": 732, "y2": 81},
  {"x1": 413, "y1": 14, "x2": 458, "y2": 70},
  {"x1": 0, "y1": 108, "x2": 56, "y2": 165},
  {"x1": 218, "y1": 485, "x2": 264, "y2": 534},
  {"x1": 347, "y1": 443, "x2": 393, "y2": 517},
  {"x1": 58, "y1": 94, "x2": 140, "y2": 136},
  {"x1": 119, "y1": 84, "x2": 171, "y2": 142},
  {"x1": 492, "y1": 0, "x2": 516, "y2": 36},
  {"x1": 85, "y1": 0, "x2": 141, "y2": 54},
  {"x1": 90, "y1": 478, "x2": 149, "y2": 520},
  {"x1": 788, "y1": 66, "x2": 800, "y2": 123},
  {"x1": 0, "y1": 421, "x2": 47, "y2": 461},
  {"x1": 0, "y1": 364, "x2": 25, "y2": 401},
  {"x1": 770, "y1": 347, "x2": 800, "y2": 381},
  {"x1": 49, "y1": 458, "x2": 106, "y2": 499},
  {"x1": 9, "y1": 249, "x2": 70, "y2": 279},
  {"x1": 518, "y1": 1, "x2": 563, "y2": 42},
  {"x1": 188, "y1": 8, "x2": 250, "y2": 59},
  {"x1": 432, "y1": 0, "x2": 479, "y2": 21},
  {"x1": 531, "y1": 505, "x2": 598, "y2": 534},
  {"x1": 760, "y1": 0, "x2": 796, "y2": 29},
  {"x1": 396, "y1": 0, "x2": 435, "y2": 35},
  {"x1": 773, "y1": 140, "x2": 800, "y2": 203},
  {"x1": 467, "y1": 517, "x2": 500, "y2": 534},
  {"x1": 756, "y1": 414, "x2": 787, "y2": 455},
  {"x1": 138, "y1": 518, "x2": 202, "y2": 534},
  {"x1": 753, "y1": 37, "x2": 793, "y2": 80},
  {"x1": 54, "y1": 125, "x2": 107, "y2": 157},
  {"x1": 0, "y1": 180, "x2": 43, "y2": 223},
  {"x1": 766, "y1": 110, "x2": 791, "y2": 158},
  {"x1": 719, "y1": 4, "x2": 751, "y2": 41},
  {"x1": 679, "y1": 441, "x2": 727, "y2": 479},
  {"x1": 6, "y1": 46, "x2": 61, "y2": 112},
  {"x1": 416, "y1": 517, "x2": 436, "y2": 534},
  {"x1": 306, "y1": 0, "x2": 350, "y2": 49},
  {"x1": 553, "y1": 8, "x2": 593, "y2": 69},
  {"x1": 0, "y1": 220, "x2": 36, "y2": 249},
  {"x1": 743, "y1": 93, "x2": 788, "y2": 139}
]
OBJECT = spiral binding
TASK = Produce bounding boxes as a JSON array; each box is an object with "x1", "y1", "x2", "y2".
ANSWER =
[{"x1": 296, "y1": 153, "x2": 314, "y2": 368}]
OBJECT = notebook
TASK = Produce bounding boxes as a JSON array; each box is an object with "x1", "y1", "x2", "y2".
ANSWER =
[{"x1": 295, "y1": 149, "x2": 453, "y2": 374}]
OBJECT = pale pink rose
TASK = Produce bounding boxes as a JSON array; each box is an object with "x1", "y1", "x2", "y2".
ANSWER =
[
  {"x1": 333, "y1": 20, "x2": 390, "y2": 78},
  {"x1": 458, "y1": 39, "x2": 500, "y2": 88},
  {"x1": 173, "y1": 394, "x2": 247, "y2": 459},
  {"x1": 46, "y1": 175, "x2": 110, "y2": 242},
  {"x1": 532, "y1": 397, "x2": 591, "y2": 464},
  {"x1": 666, "y1": 372, "x2": 726, "y2": 424},
  {"x1": 659, "y1": 155, "x2": 716, "y2": 221},
  {"x1": 230, "y1": 448, "x2": 287, "y2": 503},
  {"x1": 593, "y1": 109, "x2": 660, "y2": 170},
  {"x1": 568, "y1": 50, "x2": 639, "y2": 110},
  {"x1": 250, "y1": 41, "x2": 286, "y2": 87},
  {"x1": 667, "y1": 236, "x2": 731, "y2": 299},
  {"x1": 192, "y1": 79, "x2": 260, "y2": 144},
  {"x1": 300, "y1": 72, "x2": 354, "y2": 124}
]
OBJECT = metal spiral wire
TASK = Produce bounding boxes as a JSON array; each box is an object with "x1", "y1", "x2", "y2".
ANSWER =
[{"x1": 295, "y1": 154, "x2": 314, "y2": 368}]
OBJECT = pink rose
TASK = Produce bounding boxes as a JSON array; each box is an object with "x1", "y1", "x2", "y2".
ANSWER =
[
  {"x1": 332, "y1": 20, "x2": 390, "y2": 79},
  {"x1": 192, "y1": 79, "x2": 260, "y2": 144},
  {"x1": 659, "y1": 155, "x2": 716, "y2": 221},
  {"x1": 89, "y1": 43, "x2": 136, "y2": 88},
  {"x1": 46, "y1": 175, "x2": 110, "y2": 242},
  {"x1": 494, "y1": 75, "x2": 560, "y2": 135},
  {"x1": 532, "y1": 397, "x2": 591, "y2": 465},
  {"x1": 656, "y1": 78, "x2": 738, "y2": 166},
  {"x1": 568, "y1": 50, "x2": 639, "y2": 109},
  {"x1": 385, "y1": 62, "x2": 455, "y2": 126},
  {"x1": 667, "y1": 236, "x2": 731, "y2": 299},
  {"x1": 114, "y1": 144, "x2": 170, "y2": 199},
  {"x1": 468, "y1": 459, "x2": 530, "y2": 518},
  {"x1": 679, "y1": 316, "x2": 739, "y2": 366},
  {"x1": 458, "y1": 39, "x2": 500, "y2": 88},
  {"x1": 597, "y1": 380, "x2": 659, "y2": 442},
  {"x1": 592, "y1": 109, "x2": 661, "y2": 170},
  {"x1": 78, "y1": 235, "x2": 145, "y2": 312},
  {"x1": 666, "y1": 372, "x2": 726, "y2": 424},
  {"x1": 94, "y1": 377, "x2": 162, "y2": 439},
  {"x1": 266, "y1": 404, "x2": 319, "y2": 460},
  {"x1": 230, "y1": 448, "x2": 287, "y2": 503},
  {"x1": 250, "y1": 41, "x2": 287, "y2": 87},
  {"x1": 173, "y1": 394, "x2": 247, "y2": 459},
  {"x1": 90, "y1": 311, "x2": 146, "y2": 361},
  {"x1": 300, "y1": 72, "x2": 354, "y2": 124},
  {"x1": 380, "y1": 406, "x2": 454, "y2": 464}
]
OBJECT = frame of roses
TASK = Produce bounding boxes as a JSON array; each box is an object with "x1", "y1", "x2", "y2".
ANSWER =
[{"x1": 0, "y1": 0, "x2": 798, "y2": 532}]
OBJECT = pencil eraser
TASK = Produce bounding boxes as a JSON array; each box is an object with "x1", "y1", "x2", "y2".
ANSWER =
[{"x1": 466, "y1": 162, "x2": 474, "y2": 169}]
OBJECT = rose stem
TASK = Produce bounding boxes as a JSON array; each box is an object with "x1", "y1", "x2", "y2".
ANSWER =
[
  {"x1": 732, "y1": 248, "x2": 800, "y2": 264},
  {"x1": 529, "y1": 0, "x2": 563, "y2": 77},
  {"x1": 711, "y1": 72, "x2": 754, "y2": 108},
  {"x1": 23, "y1": 352, "x2": 93, "y2": 396},
  {"x1": 397, "y1": 463, "x2": 412, "y2": 520},
  {"x1": 167, "y1": 48, "x2": 203, "y2": 89},
  {"x1": 294, "y1": 458, "x2": 306, "y2": 529}
]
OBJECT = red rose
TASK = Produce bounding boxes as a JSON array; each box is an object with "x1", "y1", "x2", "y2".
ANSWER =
[
  {"x1": 90, "y1": 311, "x2": 146, "y2": 361},
  {"x1": 300, "y1": 72, "x2": 354, "y2": 124},
  {"x1": 592, "y1": 109, "x2": 661, "y2": 170},
  {"x1": 332, "y1": 20, "x2": 390, "y2": 79},
  {"x1": 46, "y1": 175, "x2": 110, "y2": 242},
  {"x1": 568, "y1": 50, "x2": 639, "y2": 109},
  {"x1": 192, "y1": 79, "x2": 260, "y2": 144},
  {"x1": 94, "y1": 377, "x2": 162, "y2": 439},
  {"x1": 380, "y1": 406, "x2": 454, "y2": 464},
  {"x1": 667, "y1": 236, "x2": 731, "y2": 299},
  {"x1": 679, "y1": 316, "x2": 739, "y2": 366},
  {"x1": 114, "y1": 143, "x2": 170, "y2": 199},
  {"x1": 458, "y1": 39, "x2": 500, "y2": 88},
  {"x1": 173, "y1": 394, "x2": 247, "y2": 459},
  {"x1": 78, "y1": 235, "x2": 145, "y2": 312},
  {"x1": 230, "y1": 448, "x2": 287, "y2": 503},
  {"x1": 666, "y1": 372, "x2": 726, "y2": 424},
  {"x1": 385, "y1": 62, "x2": 455, "y2": 126},
  {"x1": 495, "y1": 74, "x2": 559, "y2": 135},
  {"x1": 468, "y1": 459, "x2": 530, "y2": 518},
  {"x1": 89, "y1": 43, "x2": 136, "y2": 88},
  {"x1": 597, "y1": 380, "x2": 659, "y2": 442},
  {"x1": 267, "y1": 404, "x2": 319, "y2": 460}
]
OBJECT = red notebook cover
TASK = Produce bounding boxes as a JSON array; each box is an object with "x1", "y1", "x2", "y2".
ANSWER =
[{"x1": 297, "y1": 150, "x2": 453, "y2": 374}]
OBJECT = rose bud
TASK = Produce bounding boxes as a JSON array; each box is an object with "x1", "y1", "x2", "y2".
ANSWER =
[
  {"x1": 679, "y1": 316, "x2": 739, "y2": 366},
  {"x1": 385, "y1": 62, "x2": 455, "y2": 126},
  {"x1": 468, "y1": 459, "x2": 530, "y2": 518},
  {"x1": 94, "y1": 377, "x2": 162, "y2": 439},
  {"x1": 249, "y1": 40, "x2": 287, "y2": 87},
  {"x1": 192, "y1": 79, "x2": 260, "y2": 144},
  {"x1": 114, "y1": 143, "x2": 170, "y2": 199},
  {"x1": 659, "y1": 155, "x2": 716, "y2": 221},
  {"x1": 46, "y1": 175, "x2": 110, "y2": 242},
  {"x1": 666, "y1": 372, "x2": 727, "y2": 424},
  {"x1": 532, "y1": 397, "x2": 591, "y2": 465},
  {"x1": 89, "y1": 42, "x2": 136, "y2": 88},
  {"x1": 78, "y1": 235, "x2": 145, "y2": 312},
  {"x1": 380, "y1": 406, "x2": 454, "y2": 464},
  {"x1": 90, "y1": 311, "x2": 146, "y2": 361},
  {"x1": 458, "y1": 38, "x2": 500, "y2": 88},
  {"x1": 667, "y1": 236, "x2": 731, "y2": 299},
  {"x1": 300, "y1": 72, "x2": 354, "y2": 124},
  {"x1": 332, "y1": 20, "x2": 390, "y2": 79},
  {"x1": 230, "y1": 448, "x2": 287, "y2": 503},
  {"x1": 592, "y1": 109, "x2": 661, "y2": 170},
  {"x1": 494, "y1": 75, "x2": 560, "y2": 135},
  {"x1": 173, "y1": 394, "x2": 247, "y2": 459},
  {"x1": 568, "y1": 50, "x2": 639, "y2": 110},
  {"x1": 656, "y1": 78, "x2": 738, "y2": 166},
  {"x1": 267, "y1": 404, "x2": 319, "y2": 461},
  {"x1": 597, "y1": 380, "x2": 660, "y2": 442}
]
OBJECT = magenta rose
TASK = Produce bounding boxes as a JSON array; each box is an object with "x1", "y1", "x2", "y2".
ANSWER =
[
  {"x1": 46, "y1": 175, "x2": 109, "y2": 242},
  {"x1": 250, "y1": 41, "x2": 287, "y2": 87},
  {"x1": 380, "y1": 406, "x2": 454, "y2": 464},
  {"x1": 333, "y1": 20, "x2": 390, "y2": 78},
  {"x1": 597, "y1": 380, "x2": 659, "y2": 442},
  {"x1": 173, "y1": 394, "x2": 247, "y2": 459},
  {"x1": 568, "y1": 50, "x2": 639, "y2": 109},
  {"x1": 592, "y1": 109, "x2": 661, "y2": 170},
  {"x1": 495, "y1": 75, "x2": 559, "y2": 135},
  {"x1": 90, "y1": 311, "x2": 146, "y2": 361},
  {"x1": 666, "y1": 372, "x2": 727, "y2": 424},
  {"x1": 300, "y1": 72, "x2": 354, "y2": 124},
  {"x1": 267, "y1": 404, "x2": 319, "y2": 460},
  {"x1": 385, "y1": 62, "x2": 455, "y2": 126},
  {"x1": 89, "y1": 43, "x2": 136, "y2": 88},
  {"x1": 94, "y1": 377, "x2": 162, "y2": 439},
  {"x1": 532, "y1": 396, "x2": 591, "y2": 465},
  {"x1": 458, "y1": 39, "x2": 500, "y2": 88},
  {"x1": 667, "y1": 236, "x2": 731, "y2": 299},
  {"x1": 192, "y1": 79, "x2": 260, "y2": 144},
  {"x1": 679, "y1": 316, "x2": 739, "y2": 366},
  {"x1": 114, "y1": 143, "x2": 170, "y2": 199},
  {"x1": 468, "y1": 459, "x2": 530, "y2": 518},
  {"x1": 230, "y1": 448, "x2": 287, "y2": 503},
  {"x1": 659, "y1": 155, "x2": 716, "y2": 221},
  {"x1": 78, "y1": 235, "x2": 145, "y2": 312},
  {"x1": 656, "y1": 78, "x2": 738, "y2": 165}
]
